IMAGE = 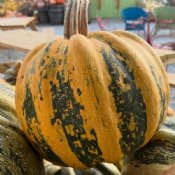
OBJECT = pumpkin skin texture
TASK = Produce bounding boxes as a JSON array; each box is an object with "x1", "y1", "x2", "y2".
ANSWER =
[
  {"x1": 0, "y1": 79, "x2": 18, "y2": 124},
  {"x1": 15, "y1": 29, "x2": 169, "y2": 168},
  {"x1": 0, "y1": 116, "x2": 45, "y2": 175},
  {"x1": 121, "y1": 116, "x2": 175, "y2": 175},
  {"x1": 0, "y1": 79, "x2": 45, "y2": 175}
]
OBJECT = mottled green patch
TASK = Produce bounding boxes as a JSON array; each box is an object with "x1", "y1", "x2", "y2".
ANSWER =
[
  {"x1": 100, "y1": 47, "x2": 147, "y2": 154},
  {"x1": 28, "y1": 54, "x2": 39, "y2": 76},
  {"x1": 86, "y1": 78, "x2": 90, "y2": 87},
  {"x1": 45, "y1": 42, "x2": 54, "y2": 53},
  {"x1": 77, "y1": 88, "x2": 82, "y2": 96},
  {"x1": 50, "y1": 70, "x2": 103, "y2": 167},
  {"x1": 132, "y1": 139, "x2": 175, "y2": 165},
  {"x1": 150, "y1": 65, "x2": 166, "y2": 127},
  {"x1": 38, "y1": 55, "x2": 58, "y2": 101},
  {"x1": 63, "y1": 46, "x2": 68, "y2": 55},
  {"x1": 40, "y1": 59, "x2": 45, "y2": 67},
  {"x1": 22, "y1": 85, "x2": 66, "y2": 165}
]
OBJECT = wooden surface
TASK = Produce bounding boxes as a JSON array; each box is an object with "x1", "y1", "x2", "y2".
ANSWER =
[
  {"x1": 0, "y1": 30, "x2": 58, "y2": 51},
  {"x1": 155, "y1": 48, "x2": 175, "y2": 65},
  {"x1": 0, "y1": 17, "x2": 37, "y2": 31},
  {"x1": 167, "y1": 72, "x2": 175, "y2": 88},
  {"x1": 155, "y1": 48, "x2": 175, "y2": 88}
]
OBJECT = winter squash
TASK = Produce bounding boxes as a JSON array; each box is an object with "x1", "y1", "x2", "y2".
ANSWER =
[
  {"x1": 1, "y1": 75, "x2": 121, "y2": 175},
  {"x1": 15, "y1": 0, "x2": 169, "y2": 168},
  {"x1": 0, "y1": 116, "x2": 45, "y2": 175},
  {"x1": 121, "y1": 116, "x2": 175, "y2": 175},
  {"x1": 1, "y1": 77, "x2": 120, "y2": 175},
  {"x1": 0, "y1": 79, "x2": 45, "y2": 175}
]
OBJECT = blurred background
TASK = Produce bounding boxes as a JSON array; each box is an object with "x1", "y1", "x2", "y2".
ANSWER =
[{"x1": 0, "y1": 0, "x2": 175, "y2": 45}]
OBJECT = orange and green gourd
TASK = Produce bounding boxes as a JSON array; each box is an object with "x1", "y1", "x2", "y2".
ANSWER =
[
  {"x1": 121, "y1": 116, "x2": 175, "y2": 175},
  {"x1": 0, "y1": 79, "x2": 45, "y2": 175},
  {"x1": 15, "y1": 0, "x2": 169, "y2": 169}
]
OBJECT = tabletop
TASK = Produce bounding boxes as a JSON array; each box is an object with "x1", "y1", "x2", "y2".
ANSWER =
[
  {"x1": 0, "y1": 29, "x2": 58, "y2": 51},
  {"x1": 155, "y1": 48, "x2": 175, "y2": 65},
  {"x1": 167, "y1": 72, "x2": 175, "y2": 88},
  {"x1": 0, "y1": 17, "x2": 37, "y2": 31}
]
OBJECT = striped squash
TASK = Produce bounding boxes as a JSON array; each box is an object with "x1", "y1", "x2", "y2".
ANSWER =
[
  {"x1": 121, "y1": 116, "x2": 175, "y2": 175},
  {"x1": 15, "y1": 0, "x2": 169, "y2": 168},
  {"x1": 0, "y1": 116, "x2": 45, "y2": 175},
  {"x1": 0, "y1": 79, "x2": 45, "y2": 175}
]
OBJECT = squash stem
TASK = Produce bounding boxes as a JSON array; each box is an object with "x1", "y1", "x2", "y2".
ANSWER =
[{"x1": 64, "y1": 0, "x2": 89, "y2": 39}]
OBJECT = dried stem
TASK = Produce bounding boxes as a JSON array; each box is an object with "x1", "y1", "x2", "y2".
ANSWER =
[{"x1": 64, "y1": 0, "x2": 89, "y2": 39}]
